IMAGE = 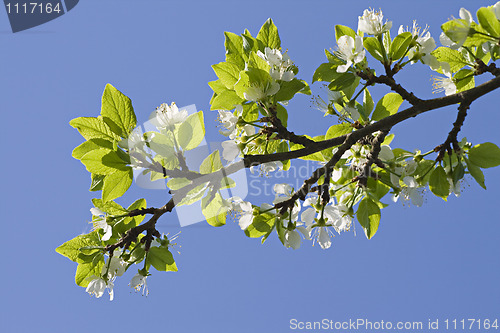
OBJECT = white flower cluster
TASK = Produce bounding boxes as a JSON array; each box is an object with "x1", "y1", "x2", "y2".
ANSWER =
[
  {"x1": 358, "y1": 8, "x2": 392, "y2": 36},
  {"x1": 229, "y1": 184, "x2": 353, "y2": 250},
  {"x1": 243, "y1": 47, "x2": 296, "y2": 102},
  {"x1": 257, "y1": 47, "x2": 295, "y2": 82},
  {"x1": 155, "y1": 102, "x2": 188, "y2": 130}
]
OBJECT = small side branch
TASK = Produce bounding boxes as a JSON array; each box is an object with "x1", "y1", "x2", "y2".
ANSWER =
[{"x1": 436, "y1": 101, "x2": 471, "y2": 161}]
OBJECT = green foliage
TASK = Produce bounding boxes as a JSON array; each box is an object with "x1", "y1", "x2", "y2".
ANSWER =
[
  {"x1": 429, "y1": 165, "x2": 449, "y2": 200},
  {"x1": 476, "y1": 7, "x2": 500, "y2": 37},
  {"x1": 357, "y1": 198, "x2": 381, "y2": 239},
  {"x1": 256, "y1": 18, "x2": 281, "y2": 49},
  {"x1": 147, "y1": 247, "x2": 178, "y2": 272},
  {"x1": 389, "y1": 32, "x2": 413, "y2": 61},
  {"x1": 202, "y1": 192, "x2": 228, "y2": 227},
  {"x1": 335, "y1": 25, "x2": 356, "y2": 41},
  {"x1": 176, "y1": 111, "x2": 205, "y2": 151},
  {"x1": 371, "y1": 93, "x2": 403, "y2": 121},
  {"x1": 431, "y1": 47, "x2": 470, "y2": 73},
  {"x1": 101, "y1": 84, "x2": 137, "y2": 139},
  {"x1": 468, "y1": 142, "x2": 500, "y2": 168},
  {"x1": 245, "y1": 212, "x2": 276, "y2": 238}
]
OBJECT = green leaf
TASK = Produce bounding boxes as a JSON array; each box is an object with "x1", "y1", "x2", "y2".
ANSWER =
[
  {"x1": 242, "y1": 31, "x2": 265, "y2": 55},
  {"x1": 167, "y1": 177, "x2": 192, "y2": 190},
  {"x1": 148, "y1": 247, "x2": 178, "y2": 272},
  {"x1": 200, "y1": 150, "x2": 223, "y2": 174},
  {"x1": 75, "y1": 256, "x2": 104, "y2": 287},
  {"x1": 208, "y1": 79, "x2": 227, "y2": 95},
  {"x1": 116, "y1": 198, "x2": 147, "y2": 233},
  {"x1": 464, "y1": 157, "x2": 486, "y2": 189},
  {"x1": 102, "y1": 168, "x2": 133, "y2": 202},
  {"x1": 356, "y1": 198, "x2": 381, "y2": 239},
  {"x1": 56, "y1": 231, "x2": 103, "y2": 263},
  {"x1": 212, "y1": 62, "x2": 242, "y2": 89},
  {"x1": 429, "y1": 165, "x2": 449, "y2": 200},
  {"x1": 363, "y1": 88, "x2": 374, "y2": 115},
  {"x1": 328, "y1": 72, "x2": 356, "y2": 91},
  {"x1": 101, "y1": 84, "x2": 136, "y2": 139},
  {"x1": 389, "y1": 32, "x2": 413, "y2": 60},
  {"x1": 325, "y1": 123, "x2": 353, "y2": 140},
  {"x1": 72, "y1": 139, "x2": 114, "y2": 160},
  {"x1": 176, "y1": 111, "x2": 205, "y2": 151},
  {"x1": 245, "y1": 212, "x2": 276, "y2": 238},
  {"x1": 177, "y1": 183, "x2": 208, "y2": 206},
  {"x1": 70, "y1": 116, "x2": 120, "y2": 142},
  {"x1": 80, "y1": 149, "x2": 130, "y2": 175},
  {"x1": 454, "y1": 69, "x2": 475, "y2": 93},
  {"x1": 201, "y1": 192, "x2": 228, "y2": 227},
  {"x1": 275, "y1": 104, "x2": 288, "y2": 127},
  {"x1": 297, "y1": 80, "x2": 311, "y2": 95},
  {"x1": 274, "y1": 79, "x2": 305, "y2": 101},
  {"x1": 90, "y1": 174, "x2": 105, "y2": 191},
  {"x1": 92, "y1": 198, "x2": 128, "y2": 215},
  {"x1": 256, "y1": 18, "x2": 281, "y2": 49},
  {"x1": 224, "y1": 31, "x2": 245, "y2": 69},
  {"x1": 335, "y1": 25, "x2": 356, "y2": 41},
  {"x1": 363, "y1": 37, "x2": 384, "y2": 61},
  {"x1": 371, "y1": 93, "x2": 403, "y2": 121},
  {"x1": 431, "y1": 47, "x2": 470, "y2": 73},
  {"x1": 468, "y1": 142, "x2": 500, "y2": 168},
  {"x1": 477, "y1": 7, "x2": 500, "y2": 37},
  {"x1": 210, "y1": 89, "x2": 245, "y2": 110}
]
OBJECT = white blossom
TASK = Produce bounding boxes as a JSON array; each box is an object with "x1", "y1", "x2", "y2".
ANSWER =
[
  {"x1": 398, "y1": 21, "x2": 439, "y2": 69},
  {"x1": 250, "y1": 161, "x2": 283, "y2": 175},
  {"x1": 358, "y1": 8, "x2": 392, "y2": 36},
  {"x1": 156, "y1": 102, "x2": 188, "y2": 130},
  {"x1": 86, "y1": 276, "x2": 114, "y2": 301},
  {"x1": 129, "y1": 273, "x2": 149, "y2": 296},
  {"x1": 90, "y1": 208, "x2": 112, "y2": 241},
  {"x1": 257, "y1": 47, "x2": 295, "y2": 82},
  {"x1": 393, "y1": 176, "x2": 424, "y2": 207},
  {"x1": 336, "y1": 35, "x2": 366, "y2": 73},
  {"x1": 221, "y1": 140, "x2": 240, "y2": 162},
  {"x1": 230, "y1": 197, "x2": 254, "y2": 230},
  {"x1": 432, "y1": 72, "x2": 456, "y2": 96}
]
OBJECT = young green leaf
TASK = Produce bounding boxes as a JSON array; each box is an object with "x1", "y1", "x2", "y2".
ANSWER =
[
  {"x1": 245, "y1": 212, "x2": 276, "y2": 238},
  {"x1": 80, "y1": 149, "x2": 130, "y2": 175},
  {"x1": 101, "y1": 84, "x2": 137, "y2": 139},
  {"x1": 429, "y1": 165, "x2": 449, "y2": 200},
  {"x1": 356, "y1": 198, "x2": 381, "y2": 239},
  {"x1": 75, "y1": 257, "x2": 104, "y2": 287},
  {"x1": 256, "y1": 18, "x2": 281, "y2": 49},
  {"x1": 201, "y1": 192, "x2": 228, "y2": 227},
  {"x1": 70, "y1": 116, "x2": 121, "y2": 142},
  {"x1": 224, "y1": 31, "x2": 245, "y2": 69},
  {"x1": 147, "y1": 247, "x2": 178, "y2": 272},
  {"x1": 56, "y1": 231, "x2": 103, "y2": 263},
  {"x1": 464, "y1": 156, "x2": 486, "y2": 189},
  {"x1": 335, "y1": 25, "x2": 356, "y2": 41},
  {"x1": 371, "y1": 93, "x2": 403, "y2": 121},
  {"x1": 389, "y1": 32, "x2": 413, "y2": 60},
  {"x1": 363, "y1": 37, "x2": 384, "y2": 61},
  {"x1": 431, "y1": 47, "x2": 470, "y2": 73},
  {"x1": 477, "y1": 7, "x2": 500, "y2": 37},
  {"x1": 102, "y1": 168, "x2": 133, "y2": 202},
  {"x1": 468, "y1": 142, "x2": 500, "y2": 168},
  {"x1": 212, "y1": 62, "x2": 242, "y2": 89},
  {"x1": 176, "y1": 111, "x2": 205, "y2": 151},
  {"x1": 200, "y1": 150, "x2": 223, "y2": 174}
]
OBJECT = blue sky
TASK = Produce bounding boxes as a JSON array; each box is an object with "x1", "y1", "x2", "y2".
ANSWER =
[{"x1": 1, "y1": 1, "x2": 499, "y2": 332}]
